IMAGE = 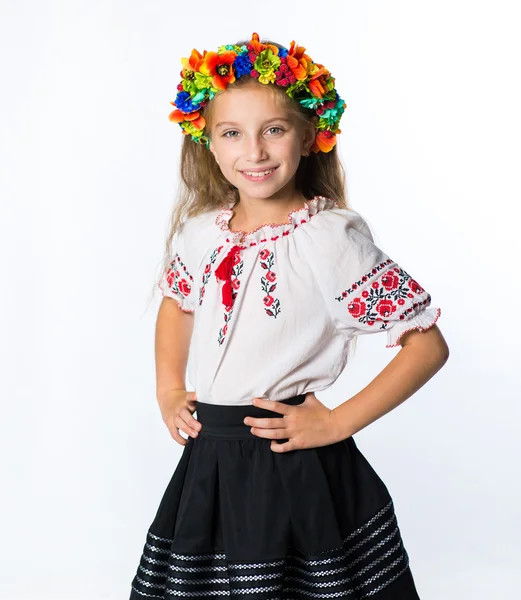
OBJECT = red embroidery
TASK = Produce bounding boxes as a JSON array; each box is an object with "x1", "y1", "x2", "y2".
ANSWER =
[
  {"x1": 259, "y1": 248, "x2": 281, "y2": 318},
  {"x1": 215, "y1": 195, "x2": 339, "y2": 243},
  {"x1": 335, "y1": 260, "x2": 431, "y2": 330},
  {"x1": 215, "y1": 245, "x2": 244, "y2": 310},
  {"x1": 216, "y1": 251, "x2": 244, "y2": 346},
  {"x1": 164, "y1": 254, "x2": 194, "y2": 309},
  {"x1": 222, "y1": 230, "x2": 307, "y2": 249},
  {"x1": 199, "y1": 245, "x2": 223, "y2": 306}
]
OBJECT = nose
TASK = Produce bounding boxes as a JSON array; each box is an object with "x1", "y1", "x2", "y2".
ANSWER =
[{"x1": 245, "y1": 133, "x2": 268, "y2": 162}]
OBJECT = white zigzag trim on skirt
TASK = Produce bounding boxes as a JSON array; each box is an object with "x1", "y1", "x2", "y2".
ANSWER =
[{"x1": 131, "y1": 499, "x2": 413, "y2": 599}]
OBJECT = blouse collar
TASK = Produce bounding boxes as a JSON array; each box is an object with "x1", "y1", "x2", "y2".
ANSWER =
[{"x1": 215, "y1": 195, "x2": 338, "y2": 244}]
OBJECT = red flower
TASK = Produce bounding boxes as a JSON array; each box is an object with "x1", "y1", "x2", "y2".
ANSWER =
[
  {"x1": 178, "y1": 279, "x2": 192, "y2": 297},
  {"x1": 204, "y1": 264, "x2": 211, "y2": 274},
  {"x1": 259, "y1": 248, "x2": 270, "y2": 260},
  {"x1": 264, "y1": 295, "x2": 274, "y2": 307},
  {"x1": 381, "y1": 271, "x2": 399, "y2": 291},
  {"x1": 200, "y1": 51, "x2": 237, "y2": 91},
  {"x1": 348, "y1": 298, "x2": 366, "y2": 318},
  {"x1": 409, "y1": 279, "x2": 425, "y2": 294},
  {"x1": 375, "y1": 299, "x2": 397, "y2": 318},
  {"x1": 266, "y1": 271, "x2": 276, "y2": 282}
]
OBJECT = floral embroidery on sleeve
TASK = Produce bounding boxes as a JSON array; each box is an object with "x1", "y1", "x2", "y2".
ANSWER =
[
  {"x1": 165, "y1": 254, "x2": 194, "y2": 308},
  {"x1": 334, "y1": 259, "x2": 432, "y2": 331},
  {"x1": 259, "y1": 248, "x2": 281, "y2": 318}
]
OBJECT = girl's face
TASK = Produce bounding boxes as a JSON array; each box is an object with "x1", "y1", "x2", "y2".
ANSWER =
[{"x1": 208, "y1": 83, "x2": 316, "y2": 203}]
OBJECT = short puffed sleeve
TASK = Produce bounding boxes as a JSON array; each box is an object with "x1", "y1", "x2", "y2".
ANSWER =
[
  {"x1": 157, "y1": 223, "x2": 197, "y2": 313},
  {"x1": 299, "y1": 208, "x2": 441, "y2": 347}
]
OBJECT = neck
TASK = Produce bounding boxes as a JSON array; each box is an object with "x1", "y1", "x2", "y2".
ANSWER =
[{"x1": 231, "y1": 191, "x2": 308, "y2": 232}]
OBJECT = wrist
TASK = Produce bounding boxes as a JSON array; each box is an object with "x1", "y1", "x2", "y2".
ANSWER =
[
  {"x1": 331, "y1": 405, "x2": 355, "y2": 441},
  {"x1": 156, "y1": 387, "x2": 186, "y2": 403}
]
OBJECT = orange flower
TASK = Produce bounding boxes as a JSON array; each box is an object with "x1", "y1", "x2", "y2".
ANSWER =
[
  {"x1": 181, "y1": 48, "x2": 205, "y2": 73},
  {"x1": 168, "y1": 104, "x2": 205, "y2": 131},
  {"x1": 287, "y1": 39, "x2": 313, "y2": 63},
  {"x1": 249, "y1": 32, "x2": 267, "y2": 54},
  {"x1": 286, "y1": 39, "x2": 313, "y2": 81},
  {"x1": 249, "y1": 32, "x2": 279, "y2": 57},
  {"x1": 199, "y1": 51, "x2": 236, "y2": 90},
  {"x1": 308, "y1": 64, "x2": 329, "y2": 99},
  {"x1": 284, "y1": 55, "x2": 306, "y2": 81},
  {"x1": 313, "y1": 130, "x2": 337, "y2": 153}
]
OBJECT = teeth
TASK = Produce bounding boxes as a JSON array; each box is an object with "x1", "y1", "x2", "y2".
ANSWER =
[{"x1": 243, "y1": 168, "x2": 275, "y2": 177}]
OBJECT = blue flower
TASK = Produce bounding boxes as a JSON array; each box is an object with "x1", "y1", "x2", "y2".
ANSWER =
[
  {"x1": 175, "y1": 91, "x2": 201, "y2": 113},
  {"x1": 233, "y1": 54, "x2": 252, "y2": 78},
  {"x1": 278, "y1": 47, "x2": 288, "y2": 58}
]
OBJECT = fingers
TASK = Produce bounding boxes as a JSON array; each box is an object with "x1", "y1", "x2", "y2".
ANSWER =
[
  {"x1": 168, "y1": 417, "x2": 196, "y2": 446},
  {"x1": 159, "y1": 390, "x2": 200, "y2": 446},
  {"x1": 244, "y1": 417, "x2": 286, "y2": 429},
  {"x1": 270, "y1": 439, "x2": 295, "y2": 453},
  {"x1": 168, "y1": 404, "x2": 202, "y2": 444},
  {"x1": 167, "y1": 421, "x2": 188, "y2": 446},
  {"x1": 249, "y1": 427, "x2": 288, "y2": 440},
  {"x1": 179, "y1": 406, "x2": 202, "y2": 434}
]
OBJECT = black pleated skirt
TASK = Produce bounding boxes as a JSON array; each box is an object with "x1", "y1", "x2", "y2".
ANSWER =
[{"x1": 129, "y1": 394, "x2": 421, "y2": 599}]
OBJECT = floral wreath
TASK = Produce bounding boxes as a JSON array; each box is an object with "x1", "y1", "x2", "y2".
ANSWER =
[{"x1": 168, "y1": 32, "x2": 346, "y2": 154}]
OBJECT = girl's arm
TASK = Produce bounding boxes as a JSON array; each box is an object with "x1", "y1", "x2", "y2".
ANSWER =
[
  {"x1": 332, "y1": 325, "x2": 449, "y2": 440},
  {"x1": 155, "y1": 297, "x2": 194, "y2": 401}
]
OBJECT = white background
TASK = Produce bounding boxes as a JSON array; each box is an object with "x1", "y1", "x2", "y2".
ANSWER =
[{"x1": 1, "y1": 1, "x2": 520, "y2": 598}]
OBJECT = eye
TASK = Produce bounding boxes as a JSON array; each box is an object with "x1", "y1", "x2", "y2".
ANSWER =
[
  {"x1": 222, "y1": 130, "x2": 239, "y2": 138},
  {"x1": 221, "y1": 126, "x2": 285, "y2": 139}
]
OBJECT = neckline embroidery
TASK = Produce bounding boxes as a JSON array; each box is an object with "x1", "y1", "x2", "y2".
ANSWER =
[
  {"x1": 212, "y1": 195, "x2": 338, "y2": 326},
  {"x1": 215, "y1": 195, "x2": 338, "y2": 244}
]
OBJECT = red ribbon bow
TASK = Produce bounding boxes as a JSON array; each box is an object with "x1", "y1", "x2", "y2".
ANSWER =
[{"x1": 214, "y1": 245, "x2": 242, "y2": 310}]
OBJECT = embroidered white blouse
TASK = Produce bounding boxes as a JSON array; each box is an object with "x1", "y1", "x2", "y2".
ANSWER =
[{"x1": 157, "y1": 196, "x2": 441, "y2": 406}]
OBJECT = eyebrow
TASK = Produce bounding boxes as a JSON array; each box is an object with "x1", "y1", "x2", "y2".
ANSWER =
[{"x1": 214, "y1": 117, "x2": 293, "y2": 129}]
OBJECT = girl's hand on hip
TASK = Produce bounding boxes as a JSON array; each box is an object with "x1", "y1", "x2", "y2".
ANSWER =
[
  {"x1": 157, "y1": 389, "x2": 201, "y2": 446},
  {"x1": 244, "y1": 393, "x2": 343, "y2": 452}
]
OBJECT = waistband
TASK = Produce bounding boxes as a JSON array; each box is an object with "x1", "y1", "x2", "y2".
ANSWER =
[{"x1": 195, "y1": 394, "x2": 306, "y2": 440}]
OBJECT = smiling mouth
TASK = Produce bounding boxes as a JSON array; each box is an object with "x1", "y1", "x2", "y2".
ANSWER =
[{"x1": 240, "y1": 166, "x2": 279, "y2": 179}]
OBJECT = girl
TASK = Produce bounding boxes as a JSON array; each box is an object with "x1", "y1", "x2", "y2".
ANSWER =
[{"x1": 130, "y1": 32, "x2": 448, "y2": 599}]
